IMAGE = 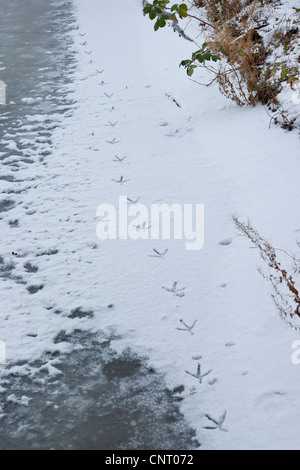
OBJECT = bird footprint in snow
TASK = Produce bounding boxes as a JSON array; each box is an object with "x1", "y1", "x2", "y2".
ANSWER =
[
  {"x1": 150, "y1": 249, "x2": 168, "y2": 260},
  {"x1": 203, "y1": 411, "x2": 228, "y2": 432},
  {"x1": 176, "y1": 319, "x2": 197, "y2": 335},
  {"x1": 127, "y1": 197, "x2": 140, "y2": 205},
  {"x1": 185, "y1": 363, "x2": 213, "y2": 384},
  {"x1": 113, "y1": 155, "x2": 127, "y2": 162},
  {"x1": 105, "y1": 121, "x2": 118, "y2": 128},
  {"x1": 162, "y1": 281, "x2": 186, "y2": 297},
  {"x1": 112, "y1": 176, "x2": 130, "y2": 185},
  {"x1": 134, "y1": 222, "x2": 152, "y2": 232},
  {"x1": 106, "y1": 138, "x2": 121, "y2": 145}
]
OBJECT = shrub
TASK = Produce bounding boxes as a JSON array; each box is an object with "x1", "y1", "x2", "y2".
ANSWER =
[
  {"x1": 233, "y1": 216, "x2": 300, "y2": 330},
  {"x1": 143, "y1": 0, "x2": 300, "y2": 126},
  {"x1": 195, "y1": 0, "x2": 300, "y2": 109}
]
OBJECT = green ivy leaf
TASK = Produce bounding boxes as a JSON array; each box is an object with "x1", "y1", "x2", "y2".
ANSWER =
[
  {"x1": 203, "y1": 52, "x2": 212, "y2": 60},
  {"x1": 180, "y1": 59, "x2": 191, "y2": 67},
  {"x1": 143, "y1": 6, "x2": 152, "y2": 15},
  {"x1": 154, "y1": 19, "x2": 160, "y2": 31},
  {"x1": 172, "y1": 13, "x2": 178, "y2": 23}
]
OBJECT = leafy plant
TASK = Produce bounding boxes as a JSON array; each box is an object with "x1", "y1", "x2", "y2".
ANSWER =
[
  {"x1": 143, "y1": 1, "x2": 189, "y2": 30},
  {"x1": 180, "y1": 44, "x2": 218, "y2": 76},
  {"x1": 143, "y1": 1, "x2": 215, "y2": 29},
  {"x1": 143, "y1": 1, "x2": 219, "y2": 76}
]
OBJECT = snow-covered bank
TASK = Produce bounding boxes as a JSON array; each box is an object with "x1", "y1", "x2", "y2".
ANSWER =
[{"x1": 1, "y1": 0, "x2": 300, "y2": 449}]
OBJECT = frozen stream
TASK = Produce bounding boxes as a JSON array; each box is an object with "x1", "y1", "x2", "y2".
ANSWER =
[{"x1": 0, "y1": 0, "x2": 198, "y2": 450}]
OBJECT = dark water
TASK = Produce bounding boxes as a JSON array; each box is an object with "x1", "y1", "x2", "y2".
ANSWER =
[{"x1": 0, "y1": 0, "x2": 199, "y2": 450}]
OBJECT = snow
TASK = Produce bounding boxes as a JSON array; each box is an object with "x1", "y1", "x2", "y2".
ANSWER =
[
  {"x1": 7, "y1": 395, "x2": 31, "y2": 407},
  {"x1": 0, "y1": 0, "x2": 300, "y2": 450}
]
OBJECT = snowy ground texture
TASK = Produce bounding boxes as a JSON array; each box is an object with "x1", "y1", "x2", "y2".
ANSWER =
[{"x1": 1, "y1": 0, "x2": 300, "y2": 450}]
